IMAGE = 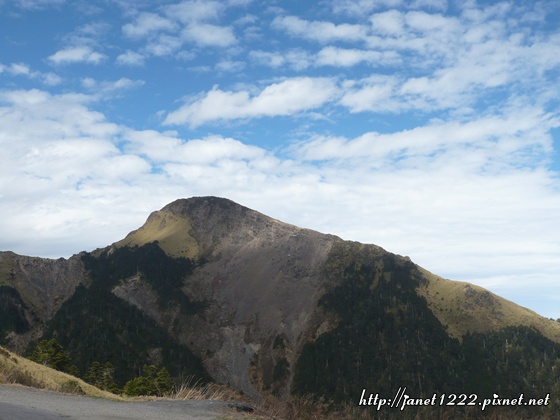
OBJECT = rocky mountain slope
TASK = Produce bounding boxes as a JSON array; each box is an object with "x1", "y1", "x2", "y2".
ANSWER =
[
  {"x1": 0, "y1": 251, "x2": 87, "y2": 352},
  {"x1": 1, "y1": 196, "x2": 559, "y2": 411}
]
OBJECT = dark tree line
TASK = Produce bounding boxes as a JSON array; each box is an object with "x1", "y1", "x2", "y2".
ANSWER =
[
  {"x1": 28, "y1": 338, "x2": 174, "y2": 396},
  {"x1": 0, "y1": 285, "x2": 30, "y2": 341},
  {"x1": 293, "y1": 242, "x2": 560, "y2": 416},
  {"x1": 27, "y1": 242, "x2": 210, "y2": 388}
]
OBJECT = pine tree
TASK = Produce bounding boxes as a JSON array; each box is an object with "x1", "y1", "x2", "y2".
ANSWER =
[
  {"x1": 29, "y1": 338, "x2": 79, "y2": 376},
  {"x1": 123, "y1": 365, "x2": 174, "y2": 396},
  {"x1": 85, "y1": 361, "x2": 119, "y2": 393},
  {"x1": 155, "y1": 367, "x2": 174, "y2": 395}
]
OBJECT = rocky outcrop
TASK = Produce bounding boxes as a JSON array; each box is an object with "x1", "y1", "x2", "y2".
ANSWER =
[
  {"x1": 0, "y1": 251, "x2": 87, "y2": 351},
  {"x1": 111, "y1": 197, "x2": 339, "y2": 399},
  {"x1": 0, "y1": 252, "x2": 86, "y2": 321}
]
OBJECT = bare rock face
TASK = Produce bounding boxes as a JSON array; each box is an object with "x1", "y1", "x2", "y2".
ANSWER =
[
  {"x1": 0, "y1": 251, "x2": 87, "y2": 351},
  {"x1": 113, "y1": 197, "x2": 339, "y2": 399},
  {"x1": 181, "y1": 201, "x2": 337, "y2": 399}
]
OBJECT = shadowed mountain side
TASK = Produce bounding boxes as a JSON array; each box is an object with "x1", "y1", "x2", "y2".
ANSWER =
[{"x1": 0, "y1": 252, "x2": 87, "y2": 352}]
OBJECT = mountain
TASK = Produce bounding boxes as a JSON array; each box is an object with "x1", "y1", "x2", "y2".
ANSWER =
[
  {"x1": 0, "y1": 251, "x2": 87, "y2": 351},
  {"x1": 1, "y1": 196, "x2": 559, "y2": 415}
]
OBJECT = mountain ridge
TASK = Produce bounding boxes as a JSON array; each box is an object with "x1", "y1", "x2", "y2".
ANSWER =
[{"x1": 1, "y1": 196, "x2": 559, "y2": 410}]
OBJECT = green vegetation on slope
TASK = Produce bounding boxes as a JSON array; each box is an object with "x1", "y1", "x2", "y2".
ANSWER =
[
  {"x1": 0, "y1": 286, "x2": 30, "y2": 342},
  {"x1": 81, "y1": 240, "x2": 204, "y2": 310},
  {"x1": 28, "y1": 338, "x2": 79, "y2": 377},
  {"x1": 30, "y1": 242, "x2": 210, "y2": 387},
  {"x1": 123, "y1": 364, "x2": 174, "y2": 396},
  {"x1": 294, "y1": 242, "x2": 461, "y2": 400},
  {"x1": 0, "y1": 345, "x2": 122, "y2": 399},
  {"x1": 293, "y1": 241, "x2": 560, "y2": 416}
]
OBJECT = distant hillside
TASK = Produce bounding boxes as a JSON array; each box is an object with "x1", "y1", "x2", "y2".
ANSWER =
[{"x1": 1, "y1": 196, "x2": 559, "y2": 416}]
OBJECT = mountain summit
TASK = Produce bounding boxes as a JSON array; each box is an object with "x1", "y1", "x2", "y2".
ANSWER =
[
  {"x1": 2, "y1": 196, "x2": 560, "y2": 410},
  {"x1": 114, "y1": 197, "x2": 340, "y2": 398}
]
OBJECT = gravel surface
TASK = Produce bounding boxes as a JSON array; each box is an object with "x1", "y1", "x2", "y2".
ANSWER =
[{"x1": 0, "y1": 385, "x2": 257, "y2": 420}]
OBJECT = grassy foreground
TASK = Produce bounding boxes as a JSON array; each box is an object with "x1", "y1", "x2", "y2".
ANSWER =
[{"x1": 0, "y1": 345, "x2": 122, "y2": 399}]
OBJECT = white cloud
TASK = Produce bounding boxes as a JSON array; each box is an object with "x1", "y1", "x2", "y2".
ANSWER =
[
  {"x1": 292, "y1": 109, "x2": 555, "y2": 165},
  {"x1": 369, "y1": 10, "x2": 405, "y2": 35},
  {"x1": 122, "y1": 12, "x2": 176, "y2": 39},
  {"x1": 1, "y1": 86, "x2": 560, "y2": 318},
  {"x1": 410, "y1": 0, "x2": 447, "y2": 10},
  {"x1": 8, "y1": 63, "x2": 30, "y2": 75},
  {"x1": 249, "y1": 49, "x2": 311, "y2": 70},
  {"x1": 42, "y1": 73, "x2": 62, "y2": 85},
  {"x1": 0, "y1": 89, "x2": 281, "y2": 256},
  {"x1": 272, "y1": 15, "x2": 368, "y2": 43},
  {"x1": 81, "y1": 77, "x2": 145, "y2": 95},
  {"x1": 116, "y1": 50, "x2": 146, "y2": 66},
  {"x1": 126, "y1": 133, "x2": 265, "y2": 165},
  {"x1": 227, "y1": 0, "x2": 252, "y2": 6},
  {"x1": 216, "y1": 59, "x2": 245, "y2": 72},
  {"x1": 339, "y1": 75, "x2": 400, "y2": 112},
  {"x1": 145, "y1": 34, "x2": 183, "y2": 56},
  {"x1": 336, "y1": 9, "x2": 560, "y2": 115},
  {"x1": 118, "y1": 1, "x2": 237, "y2": 60},
  {"x1": 181, "y1": 23, "x2": 236, "y2": 47},
  {"x1": 316, "y1": 46, "x2": 400, "y2": 67},
  {"x1": 404, "y1": 10, "x2": 453, "y2": 32},
  {"x1": 164, "y1": 77, "x2": 339, "y2": 127},
  {"x1": 0, "y1": 62, "x2": 62, "y2": 85},
  {"x1": 48, "y1": 46, "x2": 106, "y2": 65},
  {"x1": 63, "y1": 22, "x2": 111, "y2": 49},
  {"x1": 163, "y1": 0, "x2": 224, "y2": 23},
  {"x1": 0, "y1": 90, "x2": 149, "y2": 252},
  {"x1": 331, "y1": 0, "x2": 404, "y2": 16},
  {"x1": 338, "y1": 0, "x2": 441, "y2": 21},
  {"x1": 249, "y1": 51, "x2": 286, "y2": 68},
  {"x1": 14, "y1": 0, "x2": 64, "y2": 9}
]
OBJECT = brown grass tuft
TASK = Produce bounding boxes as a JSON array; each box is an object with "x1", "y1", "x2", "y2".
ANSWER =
[{"x1": 167, "y1": 376, "x2": 246, "y2": 402}]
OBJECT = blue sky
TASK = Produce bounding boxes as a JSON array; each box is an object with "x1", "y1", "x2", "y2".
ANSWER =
[{"x1": 1, "y1": 0, "x2": 560, "y2": 318}]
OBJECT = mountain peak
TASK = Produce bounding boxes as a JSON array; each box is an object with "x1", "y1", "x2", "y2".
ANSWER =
[
  {"x1": 161, "y1": 196, "x2": 248, "y2": 217},
  {"x1": 116, "y1": 196, "x2": 296, "y2": 259}
]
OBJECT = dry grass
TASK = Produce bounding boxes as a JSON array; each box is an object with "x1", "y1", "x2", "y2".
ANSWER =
[
  {"x1": 169, "y1": 377, "x2": 238, "y2": 401},
  {"x1": 115, "y1": 211, "x2": 199, "y2": 259},
  {"x1": 416, "y1": 266, "x2": 560, "y2": 343},
  {"x1": 0, "y1": 346, "x2": 122, "y2": 400},
  {"x1": 166, "y1": 378, "x2": 273, "y2": 419}
]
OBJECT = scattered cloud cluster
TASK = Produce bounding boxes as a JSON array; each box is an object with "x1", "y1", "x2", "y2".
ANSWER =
[
  {"x1": 48, "y1": 46, "x2": 106, "y2": 65},
  {"x1": 117, "y1": 0, "x2": 243, "y2": 63},
  {"x1": 13, "y1": 0, "x2": 65, "y2": 10},
  {"x1": 0, "y1": 62, "x2": 61, "y2": 85},
  {"x1": 164, "y1": 77, "x2": 338, "y2": 127}
]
